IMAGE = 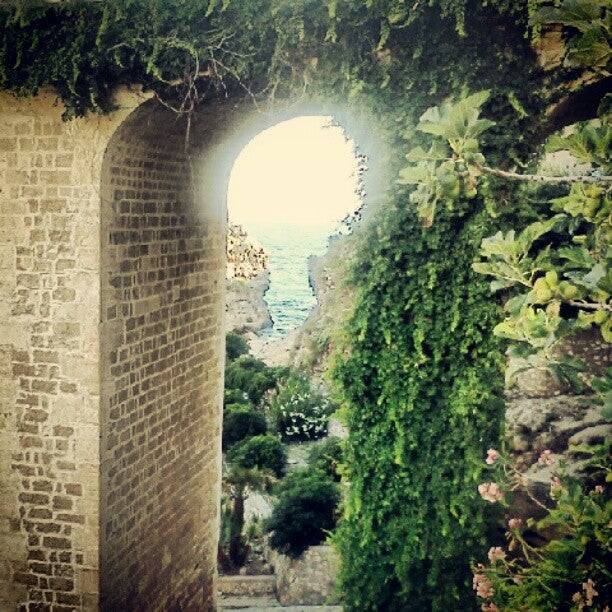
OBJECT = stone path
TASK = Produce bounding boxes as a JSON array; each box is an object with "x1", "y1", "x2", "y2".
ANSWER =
[{"x1": 217, "y1": 575, "x2": 342, "y2": 611}]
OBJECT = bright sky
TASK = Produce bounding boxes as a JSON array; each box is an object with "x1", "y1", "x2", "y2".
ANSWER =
[{"x1": 227, "y1": 116, "x2": 362, "y2": 227}]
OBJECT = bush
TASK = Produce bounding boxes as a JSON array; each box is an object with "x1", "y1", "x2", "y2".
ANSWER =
[
  {"x1": 225, "y1": 356, "x2": 287, "y2": 405},
  {"x1": 268, "y1": 371, "x2": 332, "y2": 442},
  {"x1": 266, "y1": 468, "x2": 340, "y2": 557},
  {"x1": 307, "y1": 436, "x2": 343, "y2": 482},
  {"x1": 222, "y1": 406, "x2": 268, "y2": 451},
  {"x1": 227, "y1": 434, "x2": 287, "y2": 477},
  {"x1": 224, "y1": 389, "x2": 251, "y2": 408},
  {"x1": 226, "y1": 332, "x2": 250, "y2": 361}
]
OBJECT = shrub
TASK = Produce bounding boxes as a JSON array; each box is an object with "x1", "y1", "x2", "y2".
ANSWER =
[
  {"x1": 268, "y1": 371, "x2": 332, "y2": 442},
  {"x1": 227, "y1": 434, "x2": 287, "y2": 477},
  {"x1": 225, "y1": 356, "x2": 287, "y2": 405},
  {"x1": 222, "y1": 406, "x2": 267, "y2": 451},
  {"x1": 226, "y1": 332, "x2": 250, "y2": 361},
  {"x1": 266, "y1": 468, "x2": 340, "y2": 557},
  {"x1": 224, "y1": 390, "x2": 251, "y2": 408},
  {"x1": 307, "y1": 436, "x2": 343, "y2": 482}
]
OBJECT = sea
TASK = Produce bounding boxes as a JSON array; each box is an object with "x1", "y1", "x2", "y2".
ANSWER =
[{"x1": 243, "y1": 221, "x2": 335, "y2": 340}]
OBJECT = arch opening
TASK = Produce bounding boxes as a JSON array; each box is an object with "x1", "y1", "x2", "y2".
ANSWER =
[
  {"x1": 226, "y1": 115, "x2": 366, "y2": 338},
  {"x1": 98, "y1": 97, "x2": 384, "y2": 610}
]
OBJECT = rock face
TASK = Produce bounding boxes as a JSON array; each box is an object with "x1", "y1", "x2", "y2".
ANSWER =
[
  {"x1": 285, "y1": 233, "x2": 355, "y2": 370},
  {"x1": 506, "y1": 328, "x2": 610, "y2": 490},
  {"x1": 226, "y1": 223, "x2": 272, "y2": 333}
]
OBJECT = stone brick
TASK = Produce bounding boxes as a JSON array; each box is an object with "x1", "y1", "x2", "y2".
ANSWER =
[
  {"x1": 52, "y1": 497, "x2": 72, "y2": 511},
  {"x1": 42, "y1": 537, "x2": 71, "y2": 550},
  {"x1": 64, "y1": 484, "x2": 81, "y2": 497},
  {"x1": 52, "y1": 426, "x2": 73, "y2": 438}
]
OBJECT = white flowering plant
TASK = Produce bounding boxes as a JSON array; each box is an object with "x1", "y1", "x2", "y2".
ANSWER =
[{"x1": 267, "y1": 370, "x2": 333, "y2": 442}]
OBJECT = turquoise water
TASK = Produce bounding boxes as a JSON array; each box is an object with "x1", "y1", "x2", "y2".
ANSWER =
[{"x1": 244, "y1": 222, "x2": 334, "y2": 339}]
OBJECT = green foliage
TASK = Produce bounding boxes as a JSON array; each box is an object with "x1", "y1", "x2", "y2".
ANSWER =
[
  {"x1": 227, "y1": 434, "x2": 287, "y2": 477},
  {"x1": 225, "y1": 356, "x2": 287, "y2": 405},
  {"x1": 222, "y1": 405, "x2": 267, "y2": 452},
  {"x1": 473, "y1": 446, "x2": 611, "y2": 611},
  {"x1": 398, "y1": 91, "x2": 493, "y2": 226},
  {"x1": 472, "y1": 117, "x2": 611, "y2": 388},
  {"x1": 224, "y1": 389, "x2": 251, "y2": 408},
  {"x1": 226, "y1": 332, "x2": 250, "y2": 361},
  {"x1": 333, "y1": 198, "x2": 506, "y2": 609},
  {"x1": 220, "y1": 464, "x2": 276, "y2": 571},
  {"x1": 266, "y1": 467, "x2": 341, "y2": 557},
  {"x1": 267, "y1": 370, "x2": 332, "y2": 442},
  {"x1": 531, "y1": 0, "x2": 611, "y2": 73},
  {"x1": 307, "y1": 436, "x2": 343, "y2": 482}
]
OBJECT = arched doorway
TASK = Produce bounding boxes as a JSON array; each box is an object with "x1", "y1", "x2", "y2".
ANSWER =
[{"x1": 98, "y1": 97, "x2": 384, "y2": 610}]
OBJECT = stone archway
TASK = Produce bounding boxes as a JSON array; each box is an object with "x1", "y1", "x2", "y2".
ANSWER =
[
  {"x1": 0, "y1": 86, "x2": 384, "y2": 610},
  {"x1": 97, "y1": 96, "x2": 385, "y2": 611}
]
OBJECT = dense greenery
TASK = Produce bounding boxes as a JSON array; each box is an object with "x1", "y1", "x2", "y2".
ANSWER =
[
  {"x1": 226, "y1": 331, "x2": 250, "y2": 361},
  {"x1": 307, "y1": 436, "x2": 343, "y2": 482},
  {"x1": 473, "y1": 446, "x2": 611, "y2": 610},
  {"x1": 225, "y1": 355, "x2": 287, "y2": 405},
  {"x1": 227, "y1": 434, "x2": 287, "y2": 477},
  {"x1": 333, "y1": 200, "x2": 507, "y2": 609},
  {"x1": 222, "y1": 405, "x2": 268, "y2": 451},
  {"x1": 266, "y1": 465, "x2": 341, "y2": 557},
  {"x1": 2, "y1": 0, "x2": 606, "y2": 608}
]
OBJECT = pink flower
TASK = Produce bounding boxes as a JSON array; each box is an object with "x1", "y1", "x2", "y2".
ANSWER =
[
  {"x1": 486, "y1": 448, "x2": 500, "y2": 465},
  {"x1": 472, "y1": 567, "x2": 494, "y2": 600},
  {"x1": 550, "y1": 476, "x2": 564, "y2": 497},
  {"x1": 572, "y1": 592, "x2": 585, "y2": 611},
  {"x1": 583, "y1": 579, "x2": 598, "y2": 606},
  {"x1": 478, "y1": 482, "x2": 503, "y2": 503},
  {"x1": 481, "y1": 604, "x2": 499, "y2": 612},
  {"x1": 508, "y1": 517, "x2": 523, "y2": 530},
  {"x1": 538, "y1": 449, "x2": 555, "y2": 466},
  {"x1": 487, "y1": 547, "x2": 506, "y2": 563},
  {"x1": 594, "y1": 485, "x2": 604, "y2": 494}
]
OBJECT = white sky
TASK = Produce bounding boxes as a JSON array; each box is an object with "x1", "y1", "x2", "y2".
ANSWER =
[{"x1": 227, "y1": 116, "x2": 361, "y2": 227}]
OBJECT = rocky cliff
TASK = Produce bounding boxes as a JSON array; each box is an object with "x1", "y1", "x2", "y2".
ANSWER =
[{"x1": 226, "y1": 223, "x2": 272, "y2": 333}]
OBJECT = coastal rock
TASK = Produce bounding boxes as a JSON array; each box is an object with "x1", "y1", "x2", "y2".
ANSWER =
[{"x1": 226, "y1": 223, "x2": 272, "y2": 333}]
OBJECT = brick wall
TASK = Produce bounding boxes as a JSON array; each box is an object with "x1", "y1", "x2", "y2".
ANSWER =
[
  {"x1": 0, "y1": 90, "x2": 135, "y2": 611},
  {"x1": 0, "y1": 91, "x2": 226, "y2": 611},
  {"x1": 99, "y1": 107, "x2": 224, "y2": 611}
]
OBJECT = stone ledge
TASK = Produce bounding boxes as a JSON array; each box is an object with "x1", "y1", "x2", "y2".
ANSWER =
[{"x1": 219, "y1": 575, "x2": 277, "y2": 597}]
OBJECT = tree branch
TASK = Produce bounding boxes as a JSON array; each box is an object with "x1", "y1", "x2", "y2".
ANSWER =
[
  {"x1": 568, "y1": 301, "x2": 612, "y2": 312},
  {"x1": 474, "y1": 163, "x2": 612, "y2": 184}
]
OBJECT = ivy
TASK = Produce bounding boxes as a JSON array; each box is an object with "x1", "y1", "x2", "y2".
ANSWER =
[{"x1": 332, "y1": 199, "x2": 507, "y2": 609}]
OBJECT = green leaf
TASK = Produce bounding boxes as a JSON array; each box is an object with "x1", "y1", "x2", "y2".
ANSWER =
[
  {"x1": 558, "y1": 246, "x2": 596, "y2": 269},
  {"x1": 566, "y1": 27, "x2": 612, "y2": 70},
  {"x1": 517, "y1": 215, "x2": 565, "y2": 253},
  {"x1": 398, "y1": 165, "x2": 430, "y2": 184},
  {"x1": 532, "y1": 0, "x2": 603, "y2": 32}
]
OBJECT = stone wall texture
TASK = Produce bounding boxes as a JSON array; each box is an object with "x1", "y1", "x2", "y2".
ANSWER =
[
  {"x1": 0, "y1": 90, "x2": 135, "y2": 611},
  {"x1": 268, "y1": 545, "x2": 340, "y2": 606},
  {"x1": 0, "y1": 91, "x2": 226, "y2": 611},
  {"x1": 98, "y1": 104, "x2": 225, "y2": 611}
]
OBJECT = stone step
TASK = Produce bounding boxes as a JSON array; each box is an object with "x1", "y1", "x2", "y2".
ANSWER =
[
  {"x1": 217, "y1": 594, "x2": 281, "y2": 610},
  {"x1": 218, "y1": 595, "x2": 342, "y2": 612},
  {"x1": 218, "y1": 575, "x2": 277, "y2": 597}
]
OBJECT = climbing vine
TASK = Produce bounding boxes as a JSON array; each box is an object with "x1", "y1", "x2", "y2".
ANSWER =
[{"x1": 1, "y1": 1, "x2": 605, "y2": 610}]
